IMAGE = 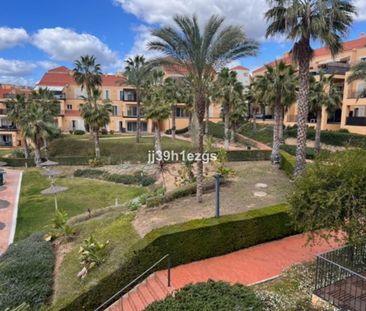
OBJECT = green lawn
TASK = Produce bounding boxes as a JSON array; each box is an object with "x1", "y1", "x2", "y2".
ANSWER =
[
  {"x1": 0, "y1": 149, "x2": 12, "y2": 157},
  {"x1": 53, "y1": 213, "x2": 140, "y2": 309},
  {"x1": 48, "y1": 136, "x2": 193, "y2": 162},
  {"x1": 239, "y1": 123, "x2": 275, "y2": 146},
  {"x1": 15, "y1": 169, "x2": 146, "y2": 240}
]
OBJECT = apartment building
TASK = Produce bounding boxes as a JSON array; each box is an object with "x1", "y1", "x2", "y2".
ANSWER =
[
  {"x1": 0, "y1": 84, "x2": 32, "y2": 147},
  {"x1": 253, "y1": 34, "x2": 366, "y2": 135}
]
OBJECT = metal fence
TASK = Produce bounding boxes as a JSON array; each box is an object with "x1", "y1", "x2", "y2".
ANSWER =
[{"x1": 314, "y1": 245, "x2": 366, "y2": 311}]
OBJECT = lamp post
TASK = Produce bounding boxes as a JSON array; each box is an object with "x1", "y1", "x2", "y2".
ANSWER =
[{"x1": 214, "y1": 174, "x2": 222, "y2": 218}]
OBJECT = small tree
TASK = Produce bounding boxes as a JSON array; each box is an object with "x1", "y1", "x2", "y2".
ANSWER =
[{"x1": 289, "y1": 150, "x2": 366, "y2": 246}]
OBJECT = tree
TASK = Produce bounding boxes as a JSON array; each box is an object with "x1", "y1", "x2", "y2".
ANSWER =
[
  {"x1": 124, "y1": 55, "x2": 154, "y2": 143},
  {"x1": 214, "y1": 68, "x2": 244, "y2": 150},
  {"x1": 265, "y1": 0, "x2": 355, "y2": 176},
  {"x1": 23, "y1": 89, "x2": 59, "y2": 166},
  {"x1": 79, "y1": 89, "x2": 112, "y2": 159},
  {"x1": 347, "y1": 61, "x2": 366, "y2": 98},
  {"x1": 229, "y1": 94, "x2": 248, "y2": 141},
  {"x1": 289, "y1": 150, "x2": 366, "y2": 247},
  {"x1": 255, "y1": 62, "x2": 297, "y2": 164},
  {"x1": 6, "y1": 95, "x2": 30, "y2": 159},
  {"x1": 73, "y1": 55, "x2": 102, "y2": 99},
  {"x1": 142, "y1": 71, "x2": 171, "y2": 159},
  {"x1": 245, "y1": 79, "x2": 265, "y2": 132},
  {"x1": 148, "y1": 14, "x2": 258, "y2": 202},
  {"x1": 309, "y1": 72, "x2": 342, "y2": 154}
]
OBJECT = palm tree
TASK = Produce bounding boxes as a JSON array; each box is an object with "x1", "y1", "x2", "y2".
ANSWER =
[
  {"x1": 73, "y1": 55, "x2": 102, "y2": 99},
  {"x1": 124, "y1": 55, "x2": 154, "y2": 143},
  {"x1": 309, "y1": 72, "x2": 342, "y2": 154},
  {"x1": 148, "y1": 14, "x2": 258, "y2": 202},
  {"x1": 214, "y1": 68, "x2": 244, "y2": 150},
  {"x1": 245, "y1": 79, "x2": 265, "y2": 132},
  {"x1": 79, "y1": 89, "x2": 112, "y2": 159},
  {"x1": 23, "y1": 89, "x2": 59, "y2": 166},
  {"x1": 142, "y1": 71, "x2": 171, "y2": 159},
  {"x1": 6, "y1": 94, "x2": 30, "y2": 159},
  {"x1": 164, "y1": 77, "x2": 180, "y2": 139},
  {"x1": 255, "y1": 61, "x2": 297, "y2": 164},
  {"x1": 229, "y1": 93, "x2": 248, "y2": 141},
  {"x1": 265, "y1": 0, "x2": 355, "y2": 176},
  {"x1": 347, "y1": 61, "x2": 366, "y2": 98}
]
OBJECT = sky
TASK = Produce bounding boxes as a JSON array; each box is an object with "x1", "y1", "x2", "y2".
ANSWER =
[{"x1": 1, "y1": 0, "x2": 366, "y2": 86}]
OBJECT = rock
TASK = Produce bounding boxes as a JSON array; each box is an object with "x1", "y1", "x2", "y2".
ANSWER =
[
  {"x1": 254, "y1": 191, "x2": 267, "y2": 197},
  {"x1": 255, "y1": 183, "x2": 268, "y2": 189}
]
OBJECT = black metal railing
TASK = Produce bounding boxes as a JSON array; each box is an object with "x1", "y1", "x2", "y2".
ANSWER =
[
  {"x1": 95, "y1": 254, "x2": 171, "y2": 311},
  {"x1": 346, "y1": 117, "x2": 366, "y2": 126},
  {"x1": 314, "y1": 246, "x2": 366, "y2": 311}
]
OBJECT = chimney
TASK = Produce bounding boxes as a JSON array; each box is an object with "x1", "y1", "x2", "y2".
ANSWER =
[{"x1": 360, "y1": 32, "x2": 365, "y2": 38}]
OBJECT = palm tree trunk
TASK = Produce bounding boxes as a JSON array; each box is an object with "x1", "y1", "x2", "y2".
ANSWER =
[
  {"x1": 315, "y1": 108, "x2": 322, "y2": 154},
  {"x1": 279, "y1": 106, "x2": 284, "y2": 144},
  {"x1": 136, "y1": 92, "x2": 141, "y2": 143},
  {"x1": 154, "y1": 121, "x2": 162, "y2": 160},
  {"x1": 44, "y1": 138, "x2": 49, "y2": 160},
  {"x1": 224, "y1": 103, "x2": 230, "y2": 150},
  {"x1": 22, "y1": 136, "x2": 29, "y2": 159},
  {"x1": 252, "y1": 114, "x2": 257, "y2": 132},
  {"x1": 190, "y1": 112, "x2": 199, "y2": 148},
  {"x1": 271, "y1": 101, "x2": 281, "y2": 165},
  {"x1": 294, "y1": 41, "x2": 311, "y2": 177},
  {"x1": 171, "y1": 104, "x2": 176, "y2": 139},
  {"x1": 94, "y1": 130, "x2": 101, "y2": 159},
  {"x1": 32, "y1": 136, "x2": 41, "y2": 167},
  {"x1": 205, "y1": 103, "x2": 210, "y2": 135},
  {"x1": 195, "y1": 90, "x2": 206, "y2": 203}
]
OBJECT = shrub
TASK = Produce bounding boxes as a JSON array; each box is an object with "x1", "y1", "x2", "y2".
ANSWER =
[
  {"x1": 207, "y1": 121, "x2": 225, "y2": 138},
  {"x1": 73, "y1": 130, "x2": 85, "y2": 135},
  {"x1": 280, "y1": 150, "x2": 295, "y2": 177},
  {"x1": 0, "y1": 232, "x2": 54, "y2": 310},
  {"x1": 165, "y1": 126, "x2": 189, "y2": 135},
  {"x1": 44, "y1": 208, "x2": 75, "y2": 241},
  {"x1": 73, "y1": 169, "x2": 104, "y2": 178},
  {"x1": 109, "y1": 130, "x2": 114, "y2": 135},
  {"x1": 89, "y1": 158, "x2": 103, "y2": 167},
  {"x1": 289, "y1": 150, "x2": 366, "y2": 246},
  {"x1": 59, "y1": 204, "x2": 294, "y2": 310},
  {"x1": 226, "y1": 150, "x2": 271, "y2": 161},
  {"x1": 78, "y1": 235, "x2": 109, "y2": 279},
  {"x1": 280, "y1": 144, "x2": 317, "y2": 160},
  {"x1": 100, "y1": 128, "x2": 108, "y2": 135},
  {"x1": 146, "y1": 280, "x2": 263, "y2": 310}
]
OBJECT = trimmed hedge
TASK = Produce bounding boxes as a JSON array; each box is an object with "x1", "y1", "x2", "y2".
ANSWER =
[
  {"x1": 286, "y1": 127, "x2": 366, "y2": 148},
  {"x1": 0, "y1": 156, "x2": 92, "y2": 167},
  {"x1": 58, "y1": 204, "x2": 294, "y2": 310},
  {"x1": 73, "y1": 169, "x2": 155, "y2": 186},
  {"x1": 0, "y1": 232, "x2": 55, "y2": 310},
  {"x1": 165, "y1": 126, "x2": 189, "y2": 135},
  {"x1": 146, "y1": 280, "x2": 263, "y2": 310},
  {"x1": 227, "y1": 150, "x2": 271, "y2": 161},
  {"x1": 280, "y1": 150, "x2": 295, "y2": 177},
  {"x1": 280, "y1": 144, "x2": 316, "y2": 160},
  {"x1": 207, "y1": 121, "x2": 225, "y2": 138}
]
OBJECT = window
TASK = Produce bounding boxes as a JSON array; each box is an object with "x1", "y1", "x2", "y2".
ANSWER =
[
  {"x1": 123, "y1": 89, "x2": 137, "y2": 101},
  {"x1": 72, "y1": 120, "x2": 77, "y2": 129},
  {"x1": 67, "y1": 104, "x2": 73, "y2": 110},
  {"x1": 126, "y1": 106, "x2": 142, "y2": 117},
  {"x1": 112, "y1": 105, "x2": 118, "y2": 116},
  {"x1": 127, "y1": 121, "x2": 147, "y2": 132},
  {"x1": 105, "y1": 90, "x2": 110, "y2": 100},
  {"x1": 361, "y1": 57, "x2": 366, "y2": 62},
  {"x1": 175, "y1": 107, "x2": 188, "y2": 118},
  {"x1": 119, "y1": 90, "x2": 124, "y2": 100}
]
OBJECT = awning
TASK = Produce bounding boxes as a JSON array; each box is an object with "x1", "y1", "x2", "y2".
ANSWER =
[{"x1": 34, "y1": 85, "x2": 65, "y2": 91}]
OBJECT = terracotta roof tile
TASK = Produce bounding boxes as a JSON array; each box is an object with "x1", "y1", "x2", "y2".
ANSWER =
[{"x1": 231, "y1": 65, "x2": 249, "y2": 71}]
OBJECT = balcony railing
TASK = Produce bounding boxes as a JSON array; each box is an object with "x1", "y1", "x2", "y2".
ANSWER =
[
  {"x1": 346, "y1": 116, "x2": 366, "y2": 126},
  {"x1": 0, "y1": 109, "x2": 7, "y2": 115},
  {"x1": 124, "y1": 111, "x2": 144, "y2": 118},
  {"x1": 314, "y1": 245, "x2": 366, "y2": 311},
  {"x1": 348, "y1": 90, "x2": 366, "y2": 99},
  {"x1": 0, "y1": 126, "x2": 17, "y2": 132}
]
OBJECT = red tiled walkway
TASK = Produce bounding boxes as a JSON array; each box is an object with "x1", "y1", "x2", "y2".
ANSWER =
[
  {"x1": 107, "y1": 233, "x2": 342, "y2": 311},
  {"x1": 0, "y1": 169, "x2": 22, "y2": 254}
]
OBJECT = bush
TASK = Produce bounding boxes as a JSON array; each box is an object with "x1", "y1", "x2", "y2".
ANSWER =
[
  {"x1": 73, "y1": 130, "x2": 85, "y2": 135},
  {"x1": 165, "y1": 126, "x2": 189, "y2": 135},
  {"x1": 289, "y1": 150, "x2": 366, "y2": 246},
  {"x1": 280, "y1": 144, "x2": 317, "y2": 160},
  {"x1": 227, "y1": 150, "x2": 271, "y2": 161},
  {"x1": 146, "y1": 280, "x2": 263, "y2": 310},
  {"x1": 100, "y1": 128, "x2": 108, "y2": 135},
  {"x1": 73, "y1": 169, "x2": 155, "y2": 187},
  {"x1": 44, "y1": 208, "x2": 75, "y2": 241},
  {"x1": 0, "y1": 232, "x2": 55, "y2": 310},
  {"x1": 207, "y1": 121, "x2": 225, "y2": 138},
  {"x1": 280, "y1": 150, "x2": 295, "y2": 177},
  {"x1": 59, "y1": 204, "x2": 294, "y2": 310}
]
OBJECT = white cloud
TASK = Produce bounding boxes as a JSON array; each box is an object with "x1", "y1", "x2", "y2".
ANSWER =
[
  {"x1": 32, "y1": 27, "x2": 119, "y2": 66},
  {"x1": 0, "y1": 58, "x2": 38, "y2": 85},
  {"x1": 36, "y1": 60, "x2": 60, "y2": 70},
  {"x1": 0, "y1": 27, "x2": 29, "y2": 50},
  {"x1": 114, "y1": 0, "x2": 269, "y2": 40},
  {"x1": 353, "y1": 0, "x2": 366, "y2": 20}
]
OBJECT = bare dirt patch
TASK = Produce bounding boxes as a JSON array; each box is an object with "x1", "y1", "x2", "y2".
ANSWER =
[{"x1": 133, "y1": 161, "x2": 291, "y2": 237}]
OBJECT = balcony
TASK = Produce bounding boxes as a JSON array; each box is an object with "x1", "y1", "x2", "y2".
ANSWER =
[
  {"x1": 348, "y1": 90, "x2": 366, "y2": 99},
  {"x1": 317, "y1": 62, "x2": 350, "y2": 75},
  {"x1": 0, "y1": 125, "x2": 17, "y2": 132},
  {"x1": 346, "y1": 116, "x2": 366, "y2": 126},
  {"x1": 0, "y1": 109, "x2": 7, "y2": 115}
]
